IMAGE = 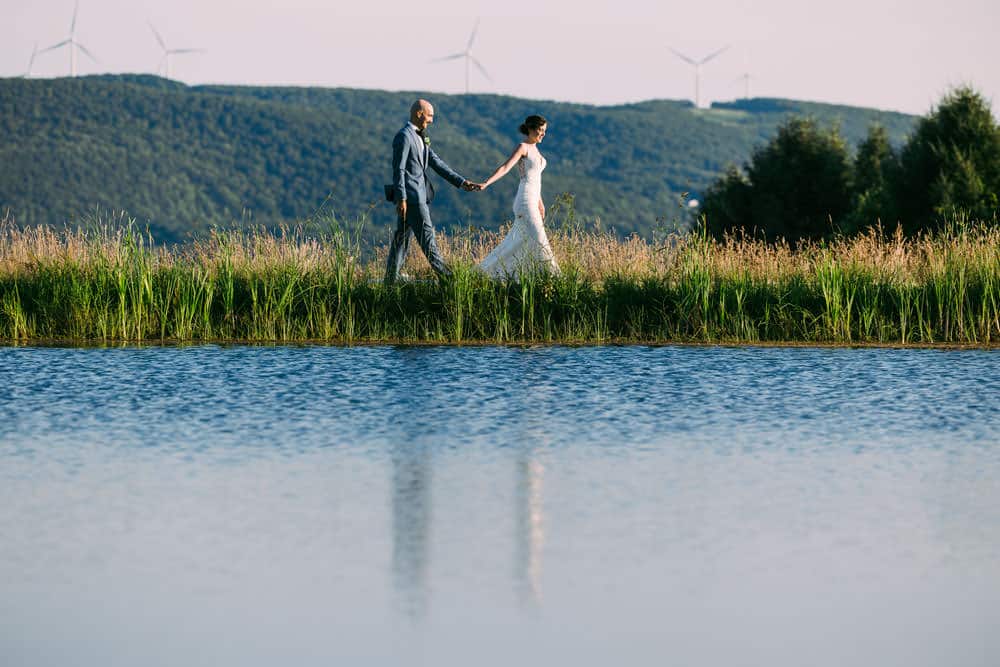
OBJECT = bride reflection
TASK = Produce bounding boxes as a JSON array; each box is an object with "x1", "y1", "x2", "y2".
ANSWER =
[
  {"x1": 511, "y1": 351, "x2": 551, "y2": 608},
  {"x1": 514, "y1": 445, "x2": 545, "y2": 608}
]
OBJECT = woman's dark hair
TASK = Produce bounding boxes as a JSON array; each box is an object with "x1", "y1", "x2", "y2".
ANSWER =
[{"x1": 519, "y1": 115, "x2": 547, "y2": 136}]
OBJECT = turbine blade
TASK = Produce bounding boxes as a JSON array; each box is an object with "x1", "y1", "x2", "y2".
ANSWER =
[
  {"x1": 467, "y1": 18, "x2": 480, "y2": 50},
  {"x1": 470, "y1": 56, "x2": 492, "y2": 82},
  {"x1": 71, "y1": 0, "x2": 79, "y2": 36},
  {"x1": 75, "y1": 42, "x2": 99, "y2": 63},
  {"x1": 699, "y1": 44, "x2": 731, "y2": 65},
  {"x1": 149, "y1": 22, "x2": 167, "y2": 51},
  {"x1": 39, "y1": 40, "x2": 71, "y2": 54},
  {"x1": 668, "y1": 47, "x2": 697, "y2": 66},
  {"x1": 430, "y1": 53, "x2": 465, "y2": 63}
]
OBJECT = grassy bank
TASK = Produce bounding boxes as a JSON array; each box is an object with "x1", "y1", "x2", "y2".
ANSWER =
[{"x1": 2, "y1": 215, "x2": 999, "y2": 345}]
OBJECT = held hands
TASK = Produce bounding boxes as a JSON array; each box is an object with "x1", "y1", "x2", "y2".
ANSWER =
[{"x1": 462, "y1": 181, "x2": 487, "y2": 192}]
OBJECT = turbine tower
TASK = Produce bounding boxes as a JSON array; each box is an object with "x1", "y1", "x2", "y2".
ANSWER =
[
  {"x1": 669, "y1": 44, "x2": 730, "y2": 108},
  {"x1": 731, "y1": 72, "x2": 752, "y2": 99},
  {"x1": 39, "y1": 1, "x2": 99, "y2": 77},
  {"x1": 149, "y1": 22, "x2": 206, "y2": 79},
  {"x1": 431, "y1": 18, "x2": 492, "y2": 94},
  {"x1": 731, "y1": 50, "x2": 752, "y2": 99},
  {"x1": 21, "y1": 43, "x2": 39, "y2": 78}
]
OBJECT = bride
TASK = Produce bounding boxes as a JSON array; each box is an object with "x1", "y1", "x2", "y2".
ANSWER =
[{"x1": 477, "y1": 115, "x2": 561, "y2": 278}]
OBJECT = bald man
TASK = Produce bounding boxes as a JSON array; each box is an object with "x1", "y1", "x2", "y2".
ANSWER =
[{"x1": 385, "y1": 99, "x2": 479, "y2": 284}]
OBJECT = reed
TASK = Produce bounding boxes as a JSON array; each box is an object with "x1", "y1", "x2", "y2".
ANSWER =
[{"x1": 2, "y1": 212, "x2": 999, "y2": 345}]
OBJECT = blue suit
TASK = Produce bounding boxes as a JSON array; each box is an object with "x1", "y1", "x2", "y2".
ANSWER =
[{"x1": 385, "y1": 122, "x2": 467, "y2": 283}]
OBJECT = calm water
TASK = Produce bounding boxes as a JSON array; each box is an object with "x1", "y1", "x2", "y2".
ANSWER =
[{"x1": 1, "y1": 345, "x2": 999, "y2": 667}]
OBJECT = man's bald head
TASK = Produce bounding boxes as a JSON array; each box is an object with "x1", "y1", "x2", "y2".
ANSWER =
[{"x1": 410, "y1": 99, "x2": 435, "y2": 131}]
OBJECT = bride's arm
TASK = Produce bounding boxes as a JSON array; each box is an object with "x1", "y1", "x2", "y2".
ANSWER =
[{"x1": 481, "y1": 143, "x2": 528, "y2": 189}]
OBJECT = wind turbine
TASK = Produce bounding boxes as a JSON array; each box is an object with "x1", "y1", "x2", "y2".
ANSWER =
[
  {"x1": 431, "y1": 18, "x2": 492, "y2": 94},
  {"x1": 669, "y1": 44, "x2": 730, "y2": 108},
  {"x1": 149, "y1": 22, "x2": 206, "y2": 79},
  {"x1": 731, "y1": 71, "x2": 753, "y2": 99},
  {"x1": 20, "y1": 43, "x2": 39, "y2": 78},
  {"x1": 39, "y1": 1, "x2": 99, "y2": 77},
  {"x1": 731, "y1": 50, "x2": 752, "y2": 99}
]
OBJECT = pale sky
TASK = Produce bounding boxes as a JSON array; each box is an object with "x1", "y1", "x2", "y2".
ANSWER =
[{"x1": 3, "y1": 0, "x2": 998, "y2": 115}]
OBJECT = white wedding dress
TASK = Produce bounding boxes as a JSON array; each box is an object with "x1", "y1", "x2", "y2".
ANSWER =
[{"x1": 479, "y1": 147, "x2": 561, "y2": 278}]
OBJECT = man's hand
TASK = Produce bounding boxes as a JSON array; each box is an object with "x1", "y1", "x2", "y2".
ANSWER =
[
  {"x1": 462, "y1": 181, "x2": 483, "y2": 192},
  {"x1": 396, "y1": 199, "x2": 407, "y2": 221}
]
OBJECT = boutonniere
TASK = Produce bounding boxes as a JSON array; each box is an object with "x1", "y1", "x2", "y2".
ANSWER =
[{"x1": 423, "y1": 135, "x2": 431, "y2": 148}]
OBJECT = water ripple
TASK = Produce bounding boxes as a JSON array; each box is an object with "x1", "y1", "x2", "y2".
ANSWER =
[{"x1": 2, "y1": 345, "x2": 999, "y2": 666}]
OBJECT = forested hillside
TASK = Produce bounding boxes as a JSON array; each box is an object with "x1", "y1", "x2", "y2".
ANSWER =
[{"x1": 0, "y1": 75, "x2": 916, "y2": 242}]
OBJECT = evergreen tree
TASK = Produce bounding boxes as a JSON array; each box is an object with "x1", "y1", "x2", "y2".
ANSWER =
[
  {"x1": 703, "y1": 117, "x2": 853, "y2": 241},
  {"x1": 895, "y1": 86, "x2": 1000, "y2": 233},
  {"x1": 848, "y1": 124, "x2": 899, "y2": 232},
  {"x1": 702, "y1": 165, "x2": 752, "y2": 237}
]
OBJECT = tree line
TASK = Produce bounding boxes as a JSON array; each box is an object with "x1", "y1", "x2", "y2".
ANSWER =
[{"x1": 701, "y1": 87, "x2": 1000, "y2": 240}]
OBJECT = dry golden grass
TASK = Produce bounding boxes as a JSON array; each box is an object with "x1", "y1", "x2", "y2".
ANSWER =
[
  {"x1": 3, "y1": 217, "x2": 999, "y2": 285},
  {"x1": 2, "y1": 212, "x2": 998, "y2": 344}
]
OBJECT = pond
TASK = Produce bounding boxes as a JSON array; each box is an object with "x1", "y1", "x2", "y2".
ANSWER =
[{"x1": 1, "y1": 345, "x2": 998, "y2": 666}]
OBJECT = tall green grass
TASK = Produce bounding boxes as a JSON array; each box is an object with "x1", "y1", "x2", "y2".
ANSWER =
[{"x1": 1, "y1": 214, "x2": 999, "y2": 345}]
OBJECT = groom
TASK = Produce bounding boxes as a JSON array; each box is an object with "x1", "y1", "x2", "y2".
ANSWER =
[{"x1": 385, "y1": 99, "x2": 479, "y2": 284}]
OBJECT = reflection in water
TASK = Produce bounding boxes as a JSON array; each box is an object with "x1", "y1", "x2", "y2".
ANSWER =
[
  {"x1": 390, "y1": 440, "x2": 547, "y2": 618},
  {"x1": 510, "y1": 350, "x2": 552, "y2": 609},
  {"x1": 391, "y1": 442, "x2": 432, "y2": 621},
  {"x1": 4, "y1": 346, "x2": 1000, "y2": 664},
  {"x1": 515, "y1": 450, "x2": 545, "y2": 607}
]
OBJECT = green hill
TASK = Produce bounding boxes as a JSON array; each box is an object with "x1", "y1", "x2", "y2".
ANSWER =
[{"x1": 0, "y1": 75, "x2": 916, "y2": 243}]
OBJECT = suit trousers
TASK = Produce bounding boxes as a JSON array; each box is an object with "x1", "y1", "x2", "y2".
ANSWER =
[{"x1": 384, "y1": 200, "x2": 450, "y2": 283}]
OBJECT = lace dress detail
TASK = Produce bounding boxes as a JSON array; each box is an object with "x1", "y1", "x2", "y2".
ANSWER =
[{"x1": 479, "y1": 147, "x2": 560, "y2": 278}]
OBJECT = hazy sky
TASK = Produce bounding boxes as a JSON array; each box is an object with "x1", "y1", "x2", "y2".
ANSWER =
[{"x1": 4, "y1": 0, "x2": 998, "y2": 115}]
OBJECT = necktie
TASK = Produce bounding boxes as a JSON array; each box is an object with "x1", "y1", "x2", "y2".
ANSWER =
[{"x1": 417, "y1": 130, "x2": 428, "y2": 164}]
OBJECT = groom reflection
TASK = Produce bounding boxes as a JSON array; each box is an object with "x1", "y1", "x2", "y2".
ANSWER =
[
  {"x1": 390, "y1": 439, "x2": 432, "y2": 621},
  {"x1": 388, "y1": 349, "x2": 443, "y2": 622}
]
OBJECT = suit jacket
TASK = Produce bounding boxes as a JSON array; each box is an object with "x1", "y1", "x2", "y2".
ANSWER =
[{"x1": 391, "y1": 123, "x2": 466, "y2": 205}]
